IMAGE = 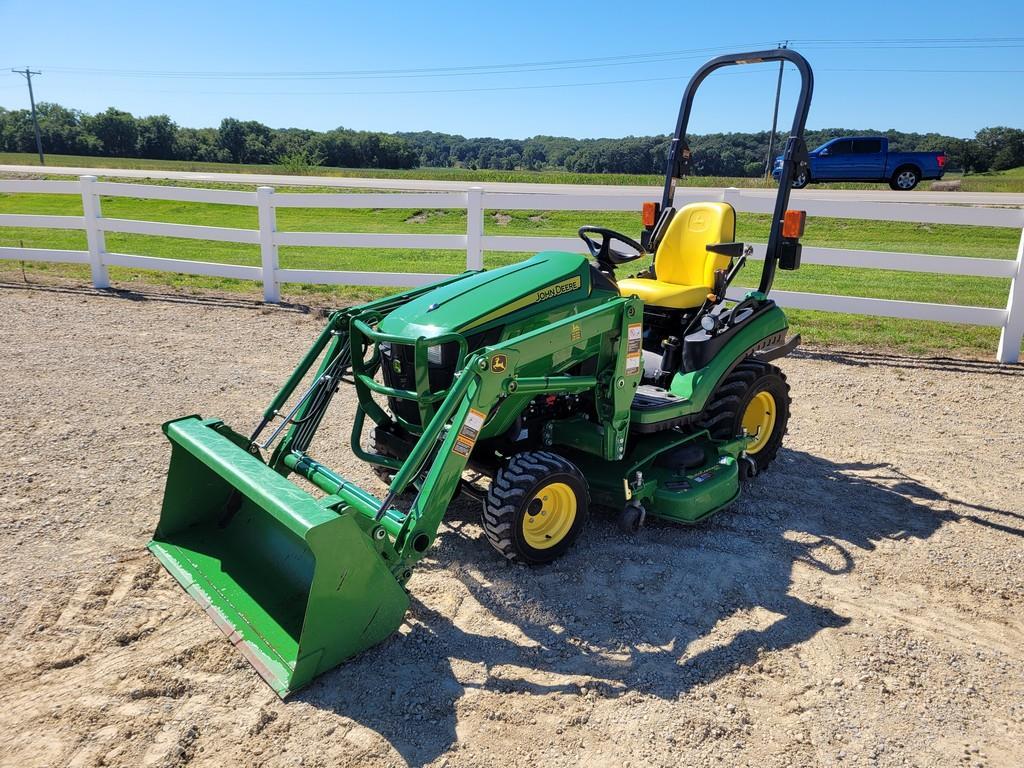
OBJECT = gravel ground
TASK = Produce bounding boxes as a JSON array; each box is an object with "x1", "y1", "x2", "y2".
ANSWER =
[{"x1": 0, "y1": 279, "x2": 1022, "y2": 768}]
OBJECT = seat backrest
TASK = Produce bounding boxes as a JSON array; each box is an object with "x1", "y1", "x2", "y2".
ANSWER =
[{"x1": 653, "y1": 202, "x2": 736, "y2": 288}]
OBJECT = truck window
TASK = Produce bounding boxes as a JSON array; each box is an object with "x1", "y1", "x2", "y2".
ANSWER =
[
  {"x1": 828, "y1": 140, "x2": 853, "y2": 154},
  {"x1": 852, "y1": 139, "x2": 882, "y2": 154}
]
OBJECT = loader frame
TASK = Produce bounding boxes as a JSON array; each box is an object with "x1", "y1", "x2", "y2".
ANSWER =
[{"x1": 150, "y1": 291, "x2": 651, "y2": 696}]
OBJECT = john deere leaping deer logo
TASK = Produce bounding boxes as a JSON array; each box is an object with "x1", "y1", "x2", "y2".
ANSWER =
[{"x1": 490, "y1": 354, "x2": 508, "y2": 372}]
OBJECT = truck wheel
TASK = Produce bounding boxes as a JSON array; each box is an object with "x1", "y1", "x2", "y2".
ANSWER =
[
  {"x1": 483, "y1": 451, "x2": 588, "y2": 564},
  {"x1": 698, "y1": 359, "x2": 791, "y2": 476},
  {"x1": 890, "y1": 166, "x2": 920, "y2": 191},
  {"x1": 791, "y1": 170, "x2": 810, "y2": 189}
]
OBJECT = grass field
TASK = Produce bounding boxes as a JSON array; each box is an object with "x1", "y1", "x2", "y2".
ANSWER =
[
  {"x1": 3, "y1": 151, "x2": 1024, "y2": 193},
  {"x1": 0, "y1": 183, "x2": 1020, "y2": 358}
]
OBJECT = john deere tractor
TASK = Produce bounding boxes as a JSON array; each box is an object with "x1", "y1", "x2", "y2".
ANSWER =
[{"x1": 149, "y1": 49, "x2": 815, "y2": 696}]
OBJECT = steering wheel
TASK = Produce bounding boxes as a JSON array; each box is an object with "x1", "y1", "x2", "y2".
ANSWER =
[{"x1": 578, "y1": 226, "x2": 646, "y2": 272}]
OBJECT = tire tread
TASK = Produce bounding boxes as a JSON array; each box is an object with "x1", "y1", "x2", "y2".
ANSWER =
[{"x1": 482, "y1": 451, "x2": 588, "y2": 563}]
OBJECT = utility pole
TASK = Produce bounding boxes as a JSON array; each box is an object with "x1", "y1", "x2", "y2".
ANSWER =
[
  {"x1": 11, "y1": 67, "x2": 44, "y2": 165},
  {"x1": 763, "y1": 41, "x2": 788, "y2": 180}
]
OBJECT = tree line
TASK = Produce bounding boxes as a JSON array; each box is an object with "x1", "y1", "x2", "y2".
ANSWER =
[{"x1": 1, "y1": 102, "x2": 1021, "y2": 175}]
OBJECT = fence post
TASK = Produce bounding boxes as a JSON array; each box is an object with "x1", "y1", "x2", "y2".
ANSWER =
[
  {"x1": 466, "y1": 186, "x2": 484, "y2": 271},
  {"x1": 996, "y1": 223, "x2": 1024, "y2": 364},
  {"x1": 257, "y1": 186, "x2": 279, "y2": 303},
  {"x1": 80, "y1": 175, "x2": 108, "y2": 288}
]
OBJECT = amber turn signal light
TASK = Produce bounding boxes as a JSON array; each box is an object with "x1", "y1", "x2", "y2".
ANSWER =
[
  {"x1": 642, "y1": 201, "x2": 658, "y2": 227},
  {"x1": 782, "y1": 209, "x2": 806, "y2": 239}
]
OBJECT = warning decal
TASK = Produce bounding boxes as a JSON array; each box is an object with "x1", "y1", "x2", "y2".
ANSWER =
[
  {"x1": 452, "y1": 437, "x2": 474, "y2": 457},
  {"x1": 625, "y1": 323, "x2": 643, "y2": 375},
  {"x1": 627, "y1": 323, "x2": 642, "y2": 353},
  {"x1": 453, "y1": 408, "x2": 487, "y2": 456},
  {"x1": 460, "y1": 408, "x2": 486, "y2": 440}
]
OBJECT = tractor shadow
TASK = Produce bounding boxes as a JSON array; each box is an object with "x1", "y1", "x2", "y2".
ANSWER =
[
  {"x1": 299, "y1": 449, "x2": 1022, "y2": 766},
  {"x1": 792, "y1": 347, "x2": 1024, "y2": 377}
]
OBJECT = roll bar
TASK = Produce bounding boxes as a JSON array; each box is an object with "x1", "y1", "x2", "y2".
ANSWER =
[{"x1": 660, "y1": 49, "x2": 814, "y2": 295}]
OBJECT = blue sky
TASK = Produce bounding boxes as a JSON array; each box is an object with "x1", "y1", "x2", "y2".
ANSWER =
[{"x1": 1, "y1": 0, "x2": 1022, "y2": 139}]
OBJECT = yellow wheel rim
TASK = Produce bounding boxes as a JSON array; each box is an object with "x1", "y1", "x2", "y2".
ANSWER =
[
  {"x1": 522, "y1": 481, "x2": 577, "y2": 550},
  {"x1": 741, "y1": 390, "x2": 777, "y2": 455}
]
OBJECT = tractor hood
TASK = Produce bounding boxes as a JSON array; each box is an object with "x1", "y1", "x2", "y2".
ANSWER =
[{"x1": 379, "y1": 251, "x2": 607, "y2": 339}]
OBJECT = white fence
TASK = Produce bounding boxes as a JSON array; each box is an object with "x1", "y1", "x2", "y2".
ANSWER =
[{"x1": 0, "y1": 175, "x2": 1021, "y2": 363}]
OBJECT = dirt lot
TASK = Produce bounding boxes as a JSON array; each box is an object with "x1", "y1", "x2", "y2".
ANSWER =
[{"x1": 0, "y1": 280, "x2": 1022, "y2": 768}]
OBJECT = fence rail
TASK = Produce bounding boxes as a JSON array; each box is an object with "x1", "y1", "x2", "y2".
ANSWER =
[{"x1": 0, "y1": 175, "x2": 1021, "y2": 362}]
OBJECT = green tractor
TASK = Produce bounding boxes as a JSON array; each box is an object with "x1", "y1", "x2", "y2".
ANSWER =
[{"x1": 149, "y1": 49, "x2": 815, "y2": 696}]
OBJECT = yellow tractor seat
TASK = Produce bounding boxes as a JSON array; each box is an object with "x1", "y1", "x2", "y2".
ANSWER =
[
  {"x1": 618, "y1": 201, "x2": 736, "y2": 310},
  {"x1": 613, "y1": 279, "x2": 710, "y2": 309}
]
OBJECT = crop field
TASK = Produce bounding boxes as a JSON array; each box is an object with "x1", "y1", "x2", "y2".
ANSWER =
[
  {"x1": 0, "y1": 179, "x2": 1018, "y2": 357},
  {"x1": 3, "y1": 151, "x2": 1024, "y2": 192}
]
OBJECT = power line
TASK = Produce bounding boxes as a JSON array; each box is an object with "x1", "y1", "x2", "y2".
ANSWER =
[
  {"x1": 10, "y1": 67, "x2": 43, "y2": 164},
  {"x1": 6, "y1": 63, "x2": 1018, "y2": 102},
  {"x1": 38, "y1": 43, "x2": 777, "y2": 81},
  {"x1": 40, "y1": 53, "x2": 754, "y2": 81},
  {"x1": 793, "y1": 36, "x2": 1024, "y2": 43},
  {"x1": 60, "y1": 65, "x2": 1023, "y2": 99},
  {"x1": 5, "y1": 36, "x2": 1020, "y2": 105},
  {"x1": 30, "y1": 36, "x2": 1024, "y2": 82},
  {"x1": 822, "y1": 67, "x2": 1024, "y2": 73},
  {"x1": 55, "y1": 68, "x2": 794, "y2": 99}
]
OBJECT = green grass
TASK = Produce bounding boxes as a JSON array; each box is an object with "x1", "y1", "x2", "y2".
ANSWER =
[
  {"x1": 4, "y1": 151, "x2": 1023, "y2": 192},
  {"x1": 0, "y1": 188, "x2": 1018, "y2": 358},
  {"x1": 951, "y1": 167, "x2": 1024, "y2": 193}
]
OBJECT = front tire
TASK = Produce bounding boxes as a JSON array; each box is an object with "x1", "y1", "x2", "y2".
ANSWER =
[
  {"x1": 482, "y1": 451, "x2": 588, "y2": 564},
  {"x1": 890, "y1": 166, "x2": 920, "y2": 191},
  {"x1": 791, "y1": 169, "x2": 810, "y2": 189},
  {"x1": 698, "y1": 359, "x2": 791, "y2": 476},
  {"x1": 370, "y1": 429, "x2": 403, "y2": 484}
]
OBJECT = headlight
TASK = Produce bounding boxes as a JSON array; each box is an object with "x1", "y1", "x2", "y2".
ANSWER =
[{"x1": 426, "y1": 344, "x2": 443, "y2": 366}]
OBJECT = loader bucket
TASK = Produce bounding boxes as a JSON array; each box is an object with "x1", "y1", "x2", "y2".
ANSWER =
[{"x1": 148, "y1": 416, "x2": 409, "y2": 697}]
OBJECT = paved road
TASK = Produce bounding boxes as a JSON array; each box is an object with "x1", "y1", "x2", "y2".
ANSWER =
[{"x1": 2, "y1": 163, "x2": 1022, "y2": 206}]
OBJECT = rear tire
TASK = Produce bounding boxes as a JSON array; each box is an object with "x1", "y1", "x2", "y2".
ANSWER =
[
  {"x1": 889, "y1": 166, "x2": 920, "y2": 191},
  {"x1": 482, "y1": 451, "x2": 588, "y2": 564},
  {"x1": 698, "y1": 359, "x2": 791, "y2": 476}
]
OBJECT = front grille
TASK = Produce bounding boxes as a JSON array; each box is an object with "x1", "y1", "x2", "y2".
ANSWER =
[{"x1": 379, "y1": 341, "x2": 459, "y2": 425}]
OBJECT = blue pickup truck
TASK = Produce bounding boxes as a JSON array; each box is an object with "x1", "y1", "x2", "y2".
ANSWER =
[{"x1": 772, "y1": 136, "x2": 946, "y2": 191}]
